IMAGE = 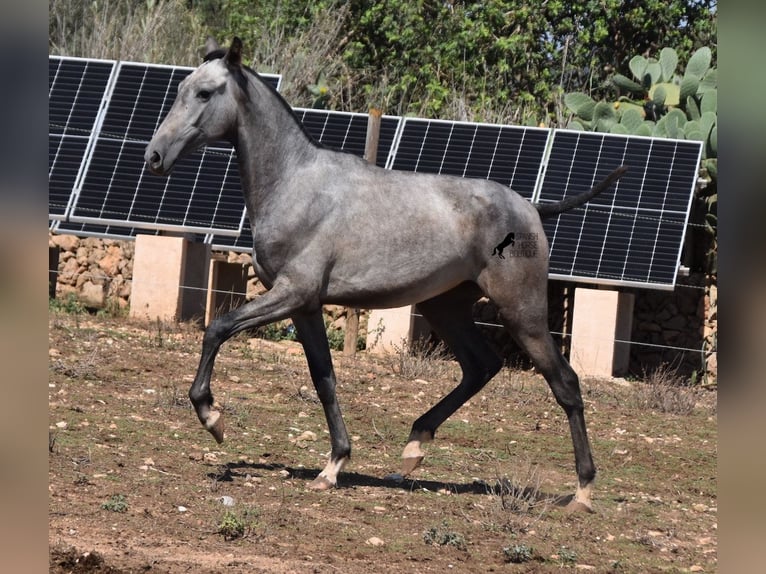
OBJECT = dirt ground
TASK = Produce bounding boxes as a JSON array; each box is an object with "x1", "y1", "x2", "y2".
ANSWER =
[{"x1": 49, "y1": 311, "x2": 717, "y2": 573}]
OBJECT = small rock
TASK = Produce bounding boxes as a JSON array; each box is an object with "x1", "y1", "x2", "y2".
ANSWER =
[
  {"x1": 296, "y1": 431, "x2": 317, "y2": 442},
  {"x1": 178, "y1": 506, "x2": 188, "y2": 513},
  {"x1": 55, "y1": 421, "x2": 68, "y2": 429},
  {"x1": 365, "y1": 537, "x2": 385, "y2": 547},
  {"x1": 143, "y1": 458, "x2": 155, "y2": 466},
  {"x1": 228, "y1": 375, "x2": 241, "y2": 383},
  {"x1": 278, "y1": 469, "x2": 291, "y2": 479},
  {"x1": 219, "y1": 496, "x2": 235, "y2": 507},
  {"x1": 689, "y1": 566, "x2": 704, "y2": 572},
  {"x1": 203, "y1": 452, "x2": 218, "y2": 462}
]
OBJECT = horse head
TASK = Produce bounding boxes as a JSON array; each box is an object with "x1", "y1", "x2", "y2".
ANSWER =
[{"x1": 145, "y1": 37, "x2": 245, "y2": 175}]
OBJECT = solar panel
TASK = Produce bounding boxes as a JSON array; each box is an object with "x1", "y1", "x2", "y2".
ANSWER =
[
  {"x1": 293, "y1": 109, "x2": 402, "y2": 167},
  {"x1": 67, "y1": 61, "x2": 280, "y2": 235},
  {"x1": 386, "y1": 118, "x2": 550, "y2": 199},
  {"x1": 48, "y1": 56, "x2": 117, "y2": 220},
  {"x1": 537, "y1": 130, "x2": 702, "y2": 289}
]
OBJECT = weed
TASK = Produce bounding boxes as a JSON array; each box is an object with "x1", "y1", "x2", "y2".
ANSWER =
[
  {"x1": 503, "y1": 544, "x2": 534, "y2": 564},
  {"x1": 101, "y1": 494, "x2": 128, "y2": 513},
  {"x1": 423, "y1": 521, "x2": 467, "y2": 551},
  {"x1": 389, "y1": 337, "x2": 456, "y2": 381},
  {"x1": 217, "y1": 508, "x2": 260, "y2": 541},
  {"x1": 96, "y1": 297, "x2": 128, "y2": 318},
  {"x1": 49, "y1": 294, "x2": 87, "y2": 315},
  {"x1": 556, "y1": 546, "x2": 578, "y2": 565},
  {"x1": 632, "y1": 363, "x2": 698, "y2": 415}
]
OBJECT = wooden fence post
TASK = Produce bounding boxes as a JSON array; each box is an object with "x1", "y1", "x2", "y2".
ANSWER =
[{"x1": 343, "y1": 108, "x2": 382, "y2": 356}]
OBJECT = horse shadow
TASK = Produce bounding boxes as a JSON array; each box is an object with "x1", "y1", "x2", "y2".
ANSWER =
[{"x1": 207, "y1": 460, "x2": 576, "y2": 508}]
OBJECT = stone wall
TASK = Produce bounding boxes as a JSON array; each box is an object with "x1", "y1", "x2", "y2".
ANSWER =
[{"x1": 49, "y1": 233, "x2": 717, "y2": 381}]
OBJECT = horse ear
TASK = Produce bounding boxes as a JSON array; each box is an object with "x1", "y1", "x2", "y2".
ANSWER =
[
  {"x1": 226, "y1": 37, "x2": 243, "y2": 67},
  {"x1": 204, "y1": 37, "x2": 220, "y2": 57}
]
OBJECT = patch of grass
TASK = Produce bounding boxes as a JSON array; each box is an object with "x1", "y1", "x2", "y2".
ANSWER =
[
  {"x1": 423, "y1": 521, "x2": 467, "y2": 551},
  {"x1": 101, "y1": 494, "x2": 128, "y2": 513},
  {"x1": 632, "y1": 363, "x2": 699, "y2": 415},
  {"x1": 555, "y1": 545, "x2": 578, "y2": 565},
  {"x1": 49, "y1": 294, "x2": 87, "y2": 315},
  {"x1": 389, "y1": 337, "x2": 456, "y2": 381},
  {"x1": 503, "y1": 543, "x2": 535, "y2": 564},
  {"x1": 217, "y1": 508, "x2": 260, "y2": 541}
]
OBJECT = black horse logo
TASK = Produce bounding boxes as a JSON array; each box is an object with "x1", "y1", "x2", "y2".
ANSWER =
[{"x1": 492, "y1": 232, "x2": 515, "y2": 259}]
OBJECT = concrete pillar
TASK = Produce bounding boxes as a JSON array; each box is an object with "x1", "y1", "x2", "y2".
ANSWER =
[
  {"x1": 130, "y1": 234, "x2": 210, "y2": 322},
  {"x1": 366, "y1": 305, "x2": 414, "y2": 354},
  {"x1": 205, "y1": 257, "x2": 248, "y2": 326},
  {"x1": 570, "y1": 287, "x2": 635, "y2": 378}
]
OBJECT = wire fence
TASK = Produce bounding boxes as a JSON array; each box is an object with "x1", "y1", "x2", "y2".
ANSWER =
[{"x1": 48, "y1": 264, "x2": 717, "y2": 368}]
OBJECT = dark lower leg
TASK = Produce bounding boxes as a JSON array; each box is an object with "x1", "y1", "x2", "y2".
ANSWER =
[{"x1": 292, "y1": 312, "x2": 350, "y2": 488}]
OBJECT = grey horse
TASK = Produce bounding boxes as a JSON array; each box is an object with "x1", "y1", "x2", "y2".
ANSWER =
[{"x1": 145, "y1": 37, "x2": 626, "y2": 512}]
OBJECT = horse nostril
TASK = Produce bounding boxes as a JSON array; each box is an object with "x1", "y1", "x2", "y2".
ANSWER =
[{"x1": 150, "y1": 151, "x2": 162, "y2": 166}]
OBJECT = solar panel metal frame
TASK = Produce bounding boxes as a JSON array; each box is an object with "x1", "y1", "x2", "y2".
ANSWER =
[
  {"x1": 385, "y1": 117, "x2": 550, "y2": 199},
  {"x1": 536, "y1": 129, "x2": 703, "y2": 290},
  {"x1": 64, "y1": 59, "x2": 280, "y2": 237},
  {"x1": 49, "y1": 56, "x2": 119, "y2": 221}
]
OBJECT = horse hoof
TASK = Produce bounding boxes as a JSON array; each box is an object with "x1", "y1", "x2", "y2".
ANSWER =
[
  {"x1": 565, "y1": 500, "x2": 595, "y2": 514},
  {"x1": 308, "y1": 475, "x2": 335, "y2": 491},
  {"x1": 205, "y1": 411, "x2": 225, "y2": 444},
  {"x1": 401, "y1": 456, "x2": 424, "y2": 477}
]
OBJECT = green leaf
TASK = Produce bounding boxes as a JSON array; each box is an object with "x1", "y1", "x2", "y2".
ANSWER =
[
  {"x1": 650, "y1": 82, "x2": 680, "y2": 106},
  {"x1": 629, "y1": 55, "x2": 647, "y2": 82},
  {"x1": 709, "y1": 126, "x2": 717, "y2": 156},
  {"x1": 596, "y1": 117, "x2": 617, "y2": 133},
  {"x1": 698, "y1": 69, "x2": 717, "y2": 94},
  {"x1": 564, "y1": 92, "x2": 597, "y2": 121},
  {"x1": 567, "y1": 119, "x2": 587, "y2": 131},
  {"x1": 666, "y1": 108, "x2": 687, "y2": 127},
  {"x1": 645, "y1": 61, "x2": 662, "y2": 85},
  {"x1": 683, "y1": 120, "x2": 706, "y2": 143},
  {"x1": 685, "y1": 95, "x2": 701, "y2": 120},
  {"x1": 701, "y1": 89, "x2": 717, "y2": 114},
  {"x1": 659, "y1": 47, "x2": 678, "y2": 82},
  {"x1": 610, "y1": 123, "x2": 628, "y2": 135},
  {"x1": 635, "y1": 123, "x2": 653, "y2": 137},
  {"x1": 699, "y1": 111, "x2": 716, "y2": 140},
  {"x1": 680, "y1": 75, "x2": 700, "y2": 101},
  {"x1": 593, "y1": 101, "x2": 617, "y2": 122},
  {"x1": 620, "y1": 108, "x2": 644, "y2": 133},
  {"x1": 612, "y1": 73, "x2": 644, "y2": 93},
  {"x1": 651, "y1": 84, "x2": 666, "y2": 106},
  {"x1": 686, "y1": 47, "x2": 712, "y2": 79}
]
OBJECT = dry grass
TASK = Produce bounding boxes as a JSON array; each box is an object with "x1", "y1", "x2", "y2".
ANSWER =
[{"x1": 631, "y1": 363, "x2": 701, "y2": 415}]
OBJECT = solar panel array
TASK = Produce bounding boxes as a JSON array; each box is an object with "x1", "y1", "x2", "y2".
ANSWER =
[
  {"x1": 387, "y1": 118, "x2": 549, "y2": 199},
  {"x1": 49, "y1": 57, "x2": 116, "y2": 220},
  {"x1": 49, "y1": 55, "x2": 702, "y2": 290},
  {"x1": 537, "y1": 131, "x2": 701, "y2": 288}
]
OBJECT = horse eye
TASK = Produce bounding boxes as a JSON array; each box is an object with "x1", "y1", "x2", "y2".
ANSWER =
[{"x1": 197, "y1": 90, "x2": 212, "y2": 101}]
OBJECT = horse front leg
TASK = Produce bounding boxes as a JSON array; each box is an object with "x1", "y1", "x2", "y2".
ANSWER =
[
  {"x1": 188, "y1": 280, "x2": 304, "y2": 443},
  {"x1": 292, "y1": 311, "x2": 351, "y2": 490}
]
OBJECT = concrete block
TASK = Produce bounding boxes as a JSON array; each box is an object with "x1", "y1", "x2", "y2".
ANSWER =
[
  {"x1": 130, "y1": 235, "x2": 210, "y2": 322},
  {"x1": 570, "y1": 288, "x2": 635, "y2": 378},
  {"x1": 366, "y1": 306, "x2": 414, "y2": 354}
]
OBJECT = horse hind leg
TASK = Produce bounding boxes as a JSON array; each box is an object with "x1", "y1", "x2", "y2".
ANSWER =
[
  {"x1": 401, "y1": 285, "x2": 503, "y2": 476},
  {"x1": 494, "y1": 300, "x2": 597, "y2": 513}
]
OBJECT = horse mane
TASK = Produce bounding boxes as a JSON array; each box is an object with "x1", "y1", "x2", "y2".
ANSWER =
[{"x1": 203, "y1": 48, "x2": 322, "y2": 149}]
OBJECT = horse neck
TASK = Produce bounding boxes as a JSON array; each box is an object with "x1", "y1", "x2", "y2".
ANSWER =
[{"x1": 233, "y1": 75, "x2": 318, "y2": 201}]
